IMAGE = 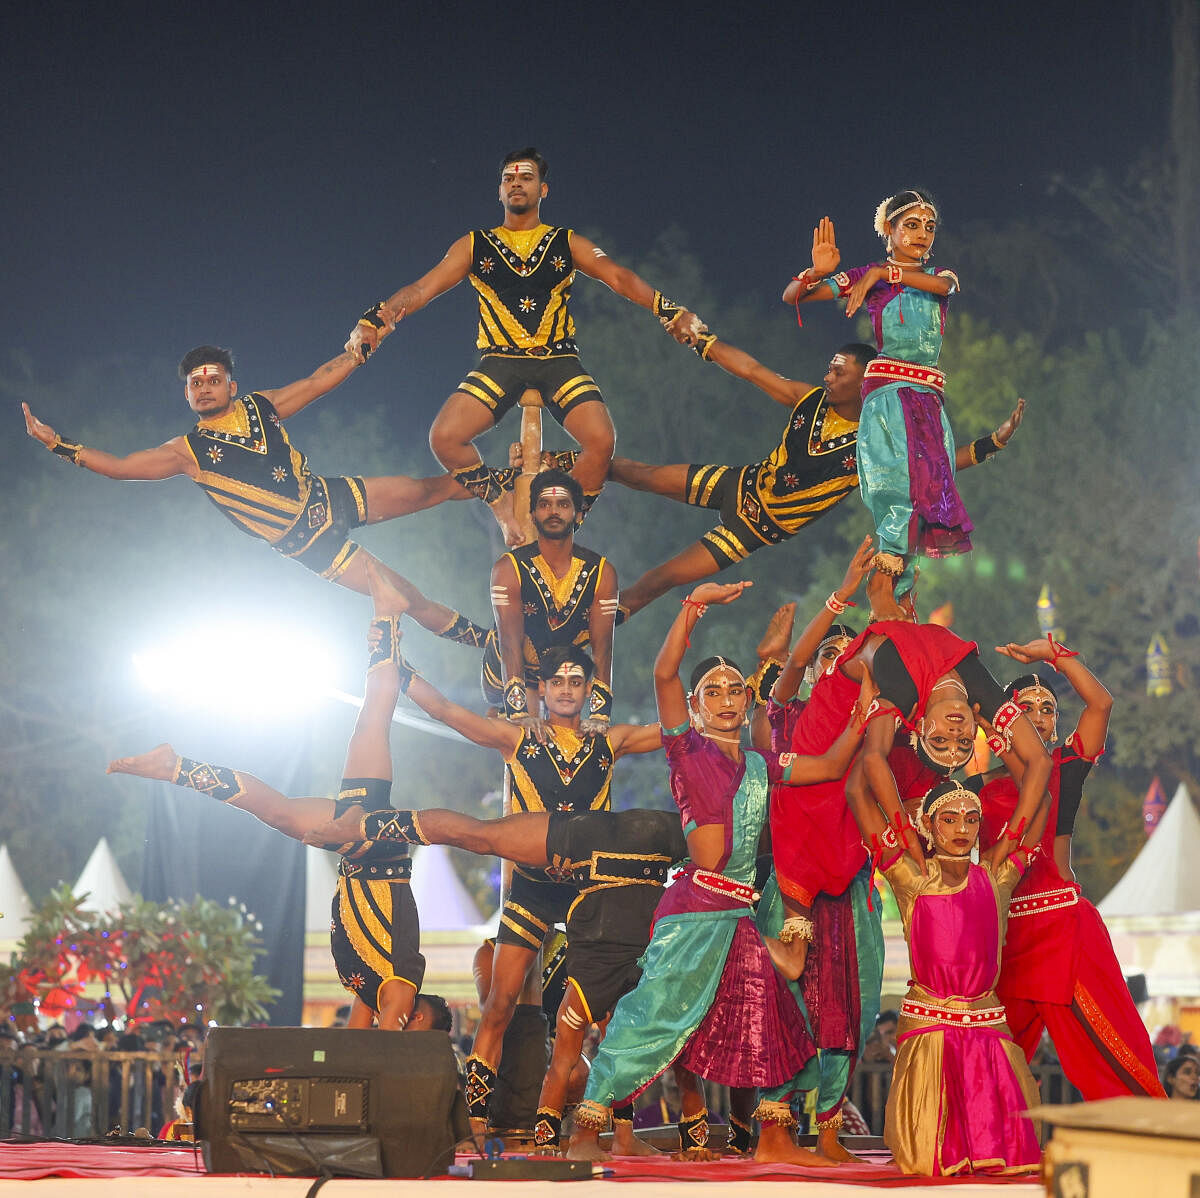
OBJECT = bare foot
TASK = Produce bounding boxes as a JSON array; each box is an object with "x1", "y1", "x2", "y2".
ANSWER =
[
  {"x1": 365, "y1": 559, "x2": 412, "y2": 619},
  {"x1": 866, "y1": 571, "x2": 905, "y2": 622},
  {"x1": 765, "y1": 935, "x2": 809, "y2": 982},
  {"x1": 488, "y1": 489, "x2": 527, "y2": 547},
  {"x1": 818, "y1": 1128, "x2": 865, "y2": 1163},
  {"x1": 755, "y1": 1123, "x2": 835, "y2": 1168},
  {"x1": 612, "y1": 1127, "x2": 659, "y2": 1157},
  {"x1": 565, "y1": 1130, "x2": 611, "y2": 1162},
  {"x1": 106, "y1": 744, "x2": 178, "y2": 782}
]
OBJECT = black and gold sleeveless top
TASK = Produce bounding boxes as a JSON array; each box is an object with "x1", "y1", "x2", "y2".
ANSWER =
[
  {"x1": 183, "y1": 393, "x2": 311, "y2": 543},
  {"x1": 507, "y1": 727, "x2": 614, "y2": 816},
  {"x1": 469, "y1": 225, "x2": 577, "y2": 352},
  {"x1": 508, "y1": 726, "x2": 614, "y2": 883},
  {"x1": 754, "y1": 385, "x2": 859, "y2": 533},
  {"x1": 506, "y1": 542, "x2": 608, "y2": 672}
]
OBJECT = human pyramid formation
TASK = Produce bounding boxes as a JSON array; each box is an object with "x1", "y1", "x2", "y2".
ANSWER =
[{"x1": 28, "y1": 149, "x2": 1165, "y2": 1177}]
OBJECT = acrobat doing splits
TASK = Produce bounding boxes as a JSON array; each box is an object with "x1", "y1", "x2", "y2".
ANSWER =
[
  {"x1": 24, "y1": 341, "x2": 484, "y2": 646},
  {"x1": 348, "y1": 148, "x2": 705, "y2": 542}
]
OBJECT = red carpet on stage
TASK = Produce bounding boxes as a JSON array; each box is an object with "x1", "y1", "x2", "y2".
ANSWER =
[
  {"x1": 0, "y1": 1140, "x2": 1039, "y2": 1187},
  {"x1": 0, "y1": 1141, "x2": 204, "y2": 1179}
]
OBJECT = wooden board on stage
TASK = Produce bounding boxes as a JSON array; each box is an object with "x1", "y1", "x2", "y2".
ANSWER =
[{"x1": 1031, "y1": 1097, "x2": 1200, "y2": 1197}]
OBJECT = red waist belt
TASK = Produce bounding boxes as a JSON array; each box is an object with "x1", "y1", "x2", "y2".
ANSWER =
[
  {"x1": 864, "y1": 357, "x2": 947, "y2": 392},
  {"x1": 692, "y1": 869, "x2": 759, "y2": 905},
  {"x1": 901, "y1": 998, "x2": 1007, "y2": 1028},
  {"x1": 1008, "y1": 884, "x2": 1080, "y2": 918}
]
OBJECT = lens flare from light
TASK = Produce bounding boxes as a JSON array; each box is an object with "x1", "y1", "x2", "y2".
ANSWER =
[{"x1": 132, "y1": 625, "x2": 338, "y2": 716}]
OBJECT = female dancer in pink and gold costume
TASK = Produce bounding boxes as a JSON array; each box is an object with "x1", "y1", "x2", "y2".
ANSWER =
[{"x1": 848, "y1": 776, "x2": 1042, "y2": 1176}]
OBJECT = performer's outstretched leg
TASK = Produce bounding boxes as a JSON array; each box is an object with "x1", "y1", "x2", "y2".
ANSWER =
[
  {"x1": 562, "y1": 400, "x2": 615, "y2": 518},
  {"x1": 336, "y1": 552, "x2": 487, "y2": 648},
  {"x1": 619, "y1": 541, "x2": 728, "y2": 618},
  {"x1": 361, "y1": 472, "x2": 470, "y2": 523},
  {"x1": 429, "y1": 392, "x2": 527, "y2": 544}
]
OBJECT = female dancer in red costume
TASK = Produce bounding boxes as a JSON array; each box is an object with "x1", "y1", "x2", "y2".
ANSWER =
[
  {"x1": 977, "y1": 636, "x2": 1164, "y2": 1098},
  {"x1": 768, "y1": 618, "x2": 1052, "y2": 980}
]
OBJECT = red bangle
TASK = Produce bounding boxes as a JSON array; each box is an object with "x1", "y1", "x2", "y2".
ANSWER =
[
  {"x1": 1046, "y1": 635, "x2": 1079, "y2": 672},
  {"x1": 681, "y1": 597, "x2": 707, "y2": 647},
  {"x1": 998, "y1": 817, "x2": 1027, "y2": 842}
]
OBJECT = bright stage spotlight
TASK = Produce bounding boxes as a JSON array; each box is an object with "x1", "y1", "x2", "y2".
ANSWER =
[{"x1": 132, "y1": 625, "x2": 340, "y2": 717}]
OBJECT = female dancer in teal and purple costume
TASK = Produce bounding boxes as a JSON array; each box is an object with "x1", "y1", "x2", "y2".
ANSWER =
[
  {"x1": 786, "y1": 197, "x2": 1003, "y2": 619},
  {"x1": 567, "y1": 581, "x2": 870, "y2": 1164}
]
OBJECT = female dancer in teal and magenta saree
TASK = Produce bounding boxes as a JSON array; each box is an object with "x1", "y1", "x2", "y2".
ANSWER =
[
  {"x1": 849, "y1": 777, "x2": 1042, "y2": 1176},
  {"x1": 567, "y1": 581, "x2": 869, "y2": 1164},
  {"x1": 785, "y1": 197, "x2": 1016, "y2": 617}
]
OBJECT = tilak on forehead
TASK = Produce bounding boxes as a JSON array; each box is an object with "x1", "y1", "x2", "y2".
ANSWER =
[
  {"x1": 538, "y1": 486, "x2": 573, "y2": 500},
  {"x1": 552, "y1": 662, "x2": 586, "y2": 680},
  {"x1": 874, "y1": 192, "x2": 939, "y2": 240},
  {"x1": 830, "y1": 353, "x2": 849, "y2": 367},
  {"x1": 1014, "y1": 679, "x2": 1056, "y2": 705},
  {"x1": 188, "y1": 364, "x2": 226, "y2": 381},
  {"x1": 692, "y1": 657, "x2": 745, "y2": 693},
  {"x1": 503, "y1": 161, "x2": 538, "y2": 176}
]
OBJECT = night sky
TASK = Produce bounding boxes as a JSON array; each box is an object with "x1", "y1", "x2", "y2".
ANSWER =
[{"x1": 3, "y1": 1, "x2": 1169, "y2": 403}]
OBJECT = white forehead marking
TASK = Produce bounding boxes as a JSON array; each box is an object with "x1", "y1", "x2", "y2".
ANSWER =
[{"x1": 188, "y1": 365, "x2": 224, "y2": 381}]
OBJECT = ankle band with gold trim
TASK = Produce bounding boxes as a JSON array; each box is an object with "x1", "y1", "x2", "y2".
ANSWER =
[{"x1": 173, "y1": 757, "x2": 246, "y2": 804}]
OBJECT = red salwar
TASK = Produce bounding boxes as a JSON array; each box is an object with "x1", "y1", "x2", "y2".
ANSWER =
[{"x1": 980, "y1": 748, "x2": 1163, "y2": 1099}]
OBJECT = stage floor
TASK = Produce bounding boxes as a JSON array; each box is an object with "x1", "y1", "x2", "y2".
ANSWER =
[{"x1": 0, "y1": 1141, "x2": 1044, "y2": 1196}]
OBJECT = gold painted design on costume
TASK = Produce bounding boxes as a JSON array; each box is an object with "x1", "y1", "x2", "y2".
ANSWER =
[{"x1": 1073, "y1": 980, "x2": 1162, "y2": 1094}]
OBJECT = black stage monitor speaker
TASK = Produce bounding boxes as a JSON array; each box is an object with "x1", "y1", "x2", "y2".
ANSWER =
[{"x1": 197, "y1": 1027, "x2": 468, "y2": 1178}]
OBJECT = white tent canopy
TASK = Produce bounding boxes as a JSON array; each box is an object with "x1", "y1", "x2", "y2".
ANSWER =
[
  {"x1": 305, "y1": 846, "x2": 341, "y2": 933},
  {"x1": 72, "y1": 837, "x2": 133, "y2": 916},
  {"x1": 411, "y1": 844, "x2": 486, "y2": 930},
  {"x1": 305, "y1": 842, "x2": 492, "y2": 932},
  {"x1": 0, "y1": 846, "x2": 34, "y2": 941},
  {"x1": 1099, "y1": 783, "x2": 1200, "y2": 917}
]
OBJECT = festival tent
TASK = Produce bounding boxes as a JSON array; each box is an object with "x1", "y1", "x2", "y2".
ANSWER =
[
  {"x1": 0, "y1": 846, "x2": 34, "y2": 941},
  {"x1": 304, "y1": 846, "x2": 341, "y2": 933},
  {"x1": 72, "y1": 838, "x2": 134, "y2": 916},
  {"x1": 410, "y1": 844, "x2": 489, "y2": 930},
  {"x1": 1099, "y1": 783, "x2": 1200, "y2": 916}
]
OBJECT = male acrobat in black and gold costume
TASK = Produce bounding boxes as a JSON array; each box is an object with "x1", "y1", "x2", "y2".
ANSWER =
[
  {"x1": 107, "y1": 579, "x2": 433, "y2": 1031},
  {"x1": 484, "y1": 469, "x2": 618, "y2": 735},
  {"x1": 305, "y1": 617, "x2": 663, "y2": 1136},
  {"x1": 328, "y1": 804, "x2": 687, "y2": 1156},
  {"x1": 24, "y1": 341, "x2": 485, "y2": 646},
  {"x1": 347, "y1": 147, "x2": 705, "y2": 541},
  {"x1": 612, "y1": 337, "x2": 1022, "y2": 616}
]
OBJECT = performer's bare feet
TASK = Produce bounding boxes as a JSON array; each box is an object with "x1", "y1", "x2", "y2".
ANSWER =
[
  {"x1": 754, "y1": 1123, "x2": 834, "y2": 1168},
  {"x1": 565, "y1": 1129, "x2": 611, "y2": 1162},
  {"x1": 764, "y1": 935, "x2": 809, "y2": 982},
  {"x1": 365, "y1": 559, "x2": 412, "y2": 618},
  {"x1": 866, "y1": 570, "x2": 905, "y2": 622},
  {"x1": 818, "y1": 1126, "x2": 865, "y2": 1163},
  {"x1": 489, "y1": 489, "x2": 526, "y2": 547},
  {"x1": 107, "y1": 744, "x2": 178, "y2": 782},
  {"x1": 612, "y1": 1124, "x2": 659, "y2": 1157}
]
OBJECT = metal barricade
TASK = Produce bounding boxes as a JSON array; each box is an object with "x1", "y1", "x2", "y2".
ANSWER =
[{"x1": 0, "y1": 1046, "x2": 185, "y2": 1139}]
